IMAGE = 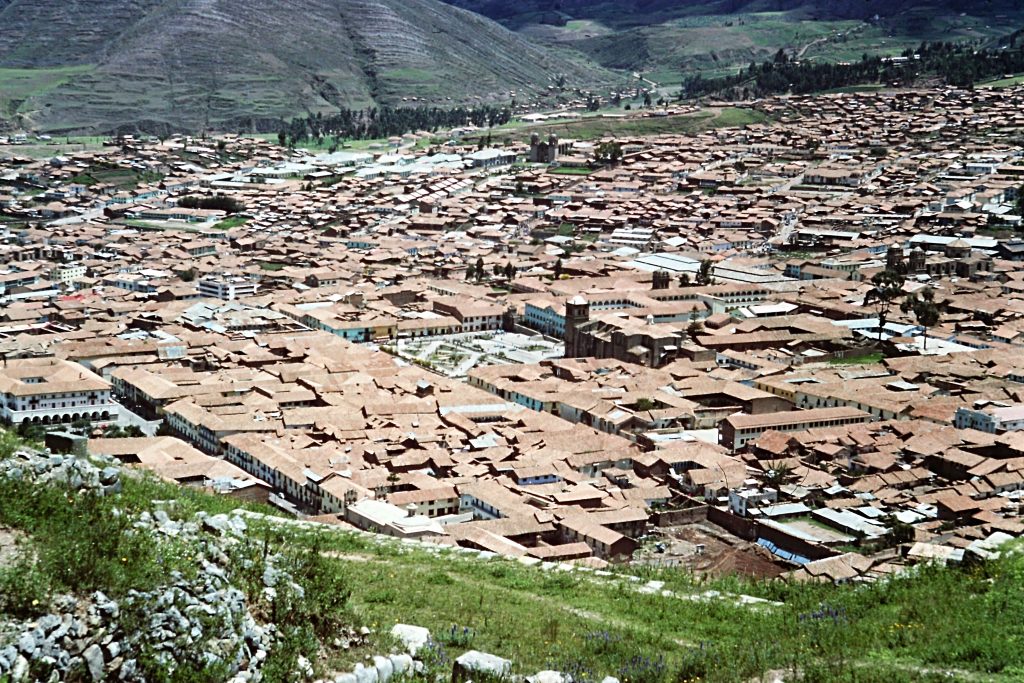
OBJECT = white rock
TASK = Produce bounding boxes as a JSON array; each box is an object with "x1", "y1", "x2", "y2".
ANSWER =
[
  {"x1": 601, "y1": 677, "x2": 621, "y2": 683},
  {"x1": 11, "y1": 655, "x2": 29, "y2": 682},
  {"x1": 354, "y1": 663, "x2": 379, "y2": 683},
  {"x1": 336, "y1": 674, "x2": 357, "y2": 683},
  {"x1": 373, "y1": 655, "x2": 393, "y2": 683},
  {"x1": 454, "y1": 651, "x2": 512, "y2": 679},
  {"x1": 298, "y1": 655, "x2": 315, "y2": 680},
  {"x1": 528, "y1": 671, "x2": 566, "y2": 683},
  {"x1": 389, "y1": 654, "x2": 413, "y2": 677},
  {"x1": 82, "y1": 644, "x2": 105, "y2": 682},
  {"x1": 390, "y1": 624, "x2": 431, "y2": 656}
]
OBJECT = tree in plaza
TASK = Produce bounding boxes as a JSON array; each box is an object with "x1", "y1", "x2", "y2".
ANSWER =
[
  {"x1": 902, "y1": 286, "x2": 943, "y2": 351},
  {"x1": 864, "y1": 269, "x2": 906, "y2": 343},
  {"x1": 594, "y1": 142, "x2": 622, "y2": 164}
]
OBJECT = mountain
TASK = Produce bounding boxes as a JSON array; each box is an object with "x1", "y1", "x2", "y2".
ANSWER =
[
  {"x1": 0, "y1": 0, "x2": 612, "y2": 134},
  {"x1": 443, "y1": 0, "x2": 1024, "y2": 86},
  {"x1": 444, "y1": 0, "x2": 1024, "y2": 28}
]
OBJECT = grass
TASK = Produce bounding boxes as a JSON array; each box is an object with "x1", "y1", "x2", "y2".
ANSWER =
[
  {"x1": 496, "y1": 108, "x2": 768, "y2": 144},
  {"x1": 979, "y1": 74, "x2": 1024, "y2": 89},
  {"x1": 549, "y1": 166, "x2": 593, "y2": 176},
  {"x1": 275, "y1": 520, "x2": 1024, "y2": 683},
  {"x1": 5, "y1": 428, "x2": 1024, "y2": 682},
  {"x1": 71, "y1": 164, "x2": 163, "y2": 190},
  {"x1": 829, "y1": 352, "x2": 885, "y2": 366},
  {"x1": 556, "y1": 222, "x2": 576, "y2": 237},
  {"x1": 0, "y1": 65, "x2": 94, "y2": 118},
  {"x1": 211, "y1": 215, "x2": 248, "y2": 231},
  {"x1": 819, "y1": 84, "x2": 887, "y2": 95}
]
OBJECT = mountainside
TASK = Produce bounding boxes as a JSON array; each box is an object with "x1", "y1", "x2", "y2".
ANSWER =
[
  {"x1": 0, "y1": 0, "x2": 612, "y2": 134},
  {"x1": 443, "y1": 0, "x2": 1024, "y2": 86},
  {"x1": 444, "y1": 0, "x2": 1024, "y2": 28}
]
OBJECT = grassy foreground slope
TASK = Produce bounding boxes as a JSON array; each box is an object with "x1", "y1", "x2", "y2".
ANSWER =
[{"x1": 2, "y1": 428, "x2": 1024, "y2": 683}]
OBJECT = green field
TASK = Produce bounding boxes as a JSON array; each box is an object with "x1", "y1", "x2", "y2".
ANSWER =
[
  {"x1": 548, "y1": 166, "x2": 593, "y2": 175},
  {"x1": 211, "y1": 215, "x2": 249, "y2": 230},
  {"x1": 979, "y1": 73, "x2": 1024, "y2": 89},
  {"x1": 819, "y1": 84, "x2": 887, "y2": 95},
  {"x1": 829, "y1": 352, "x2": 885, "y2": 366},
  {"x1": 71, "y1": 164, "x2": 163, "y2": 189},
  {"x1": 0, "y1": 65, "x2": 94, "y2": 118},
  {"x1": 495, "y1": 107, "x2": 768, "y2": 144}
]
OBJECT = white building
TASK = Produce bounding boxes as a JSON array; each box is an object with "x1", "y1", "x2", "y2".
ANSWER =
[
  {"x1": 198, "y1": 275, "x2": 259, "y2": 301},
  {"x1": 954, "y1": 402, "x2": 1024, "y2": 433},
  {"x1": 345, "y1": 499, "x2": 445, "y2": 539},
  {"x1": 52, "y1": 263, "x2": 87, "y2": 286},
  {"x1": 0, "y1": 358, "x2": 119, "y2": 427},
  {"x1": 729, "y1": 488, "x2": 778, "y2": 517}
]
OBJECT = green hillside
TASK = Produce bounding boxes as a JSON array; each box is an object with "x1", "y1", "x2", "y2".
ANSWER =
[
  {"x1": 444, "y1": 1, "x2": 1024, "y2": 89},
  {"x1": 0, "y1": 0, "x2": 613, "y2": 134}
]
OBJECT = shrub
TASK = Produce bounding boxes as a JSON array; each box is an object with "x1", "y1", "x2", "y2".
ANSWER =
[{"x1": 0, "y1": 553, "x2": 51, "y2": 618}]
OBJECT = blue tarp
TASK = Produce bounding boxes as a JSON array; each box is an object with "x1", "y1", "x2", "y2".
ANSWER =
[{"x1": 757, "y1": 538, "x2": 811, "y2": 565}]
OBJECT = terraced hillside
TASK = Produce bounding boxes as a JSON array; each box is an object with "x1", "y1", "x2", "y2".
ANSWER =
[
  {"x1": 0, "y1": 0, "x2": 612, "y2": 134},
  {"x1": 445, "y1": 0, "x2": 1024, "y2": 86}
]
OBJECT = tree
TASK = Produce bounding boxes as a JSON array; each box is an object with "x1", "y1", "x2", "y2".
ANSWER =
[
  {"x1": 553, "y1": 258, "x2": 563, "y2": 280},
  {"x1": 763, "y1": 464, "x2": 792, "y2": 490},
  {"x1": 475, "y1": 257, "x2": 485, "y2": 282},
  {"x1": 864, "y1": 269, "x2": 906, "y2": 343},
  {"x1": 177, "y1": 195, "x2": 244, "y2": 214},
  {"x1": 594, "y1": 142, "x2": 623, "y2": 164},
  {"x1": 884, "y1": 515, "x2": 916, "y2": 546},
  {"x1": 634, "y1": 398, "x2": 656, "y2": 412},
  {"x1": 277, "y1": 130, "x2": 287, "y2": 147},
  {"x1": 503, "y1": 262, "x2": 515, "y2": 280},
  {"x1": 678, "y1": 272, "x2": 691, "y2": 287},
  {"x1": 696, "y1": 259, "x2": 715, "y2": 286},
  {"x1": 687, "y1": 307, "x2": 703, "y2": 339},
  {"x1": 902, "y1": 287, "x2": 942, "y2": 351}
]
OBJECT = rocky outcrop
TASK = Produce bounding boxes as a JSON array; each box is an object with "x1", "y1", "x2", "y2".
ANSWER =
[
  {"x1": 0, "y1": 449, "x2": 277, "y2": 682},
  {"x1": 0, "y1": 448, "x2": 583, "y2": 683},
  {"x1": 0, "y1": 448, "x2": 121, "y2": 496}
]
